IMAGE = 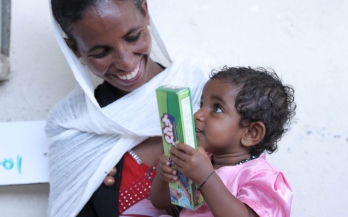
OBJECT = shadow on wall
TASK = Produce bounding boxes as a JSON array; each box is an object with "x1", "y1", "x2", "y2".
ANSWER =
[{"x1": 0, "y1": 0, "x2": 11, "y2": 81}]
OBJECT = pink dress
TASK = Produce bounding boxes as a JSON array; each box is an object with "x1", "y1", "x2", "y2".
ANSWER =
[{"x1": 180, "y1": 154, "x2": 293, "y2": 217}]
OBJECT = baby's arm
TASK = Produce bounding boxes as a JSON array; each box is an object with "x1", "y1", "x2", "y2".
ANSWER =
[
  {"x1": 169, "y1": 143, "x2": 258, "y2": 217},
  {"x1": 150, "y1": 154, "x2": 176, "y2": 210}
]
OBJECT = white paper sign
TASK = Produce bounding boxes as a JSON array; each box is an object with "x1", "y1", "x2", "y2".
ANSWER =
[{"x1": 0, "y1": 121, "x2": 49, "y2": 185}]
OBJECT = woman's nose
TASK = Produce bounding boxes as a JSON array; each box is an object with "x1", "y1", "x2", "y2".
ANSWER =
[{"x1": 112, "y1": 46, "x2": 134, "y2": 71}]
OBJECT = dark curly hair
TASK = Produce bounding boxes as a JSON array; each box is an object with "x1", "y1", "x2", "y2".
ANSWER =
[
  {"x1": 51, "y1": 0, "x2": 144, "y2": 43},
  {"x1": 210, "y1": 66, "x2": 296, "y2": 156}
]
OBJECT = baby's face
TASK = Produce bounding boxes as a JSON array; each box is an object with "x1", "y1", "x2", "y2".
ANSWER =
[{"x1": 194, "y1": 79, "x2": 246, "y2": 154}]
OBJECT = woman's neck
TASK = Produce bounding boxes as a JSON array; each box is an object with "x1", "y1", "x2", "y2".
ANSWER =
[{"x1": 146, "y1": 59, "x2": 165, "y2": 81}]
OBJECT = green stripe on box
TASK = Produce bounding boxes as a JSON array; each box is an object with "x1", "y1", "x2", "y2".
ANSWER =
[{"x1": 156, "y1": 85, "x2": 204, "y2": 210}]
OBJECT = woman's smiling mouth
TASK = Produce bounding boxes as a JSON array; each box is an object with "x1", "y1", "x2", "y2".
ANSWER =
[{"x1": 116, "y1": 61, "x2": 141, "y2": 81}]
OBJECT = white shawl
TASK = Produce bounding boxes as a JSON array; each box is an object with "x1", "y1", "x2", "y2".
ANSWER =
[{"x1": 46, "y1": 1, "x2": 213, "y2": 216}]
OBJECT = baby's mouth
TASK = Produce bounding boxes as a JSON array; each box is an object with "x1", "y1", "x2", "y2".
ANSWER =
[{"x1": 195, "y1": 128, "x2": 204, "y2": 134}]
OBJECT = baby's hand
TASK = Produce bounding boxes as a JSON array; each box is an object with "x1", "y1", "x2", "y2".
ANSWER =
[
  {"x1": 156, "y1": 154, "x2": 178, "y2": 183},
  {"x1": 169, "y1": 143, "x2": 214, "y2": 185}
]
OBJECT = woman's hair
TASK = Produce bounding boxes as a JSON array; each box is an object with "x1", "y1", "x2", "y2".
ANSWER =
[
  {"x1": 51, "y1": 0, "x2": 144, "y2": 43},
  {"x1": 210, "y1": 66, "x2": 296, "y2": 156}
]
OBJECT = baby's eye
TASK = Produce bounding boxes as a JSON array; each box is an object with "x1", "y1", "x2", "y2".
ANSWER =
[
  {"x1": 199, "y1": 102, "x2": 203, "y2": 108},
  {"x1": 213, "y1": 104, "x2": 223, "y2": 113}
]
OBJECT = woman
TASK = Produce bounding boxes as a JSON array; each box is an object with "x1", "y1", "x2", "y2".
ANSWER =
[{"x1": 47, "y1": 0, "x2": 212, "y2": 216}]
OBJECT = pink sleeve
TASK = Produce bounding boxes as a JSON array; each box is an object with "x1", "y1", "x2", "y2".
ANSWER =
[{"x1": 237, "y1": 170, "x2": 293, "y2": 217}]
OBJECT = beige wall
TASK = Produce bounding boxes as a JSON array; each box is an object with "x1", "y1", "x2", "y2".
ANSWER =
[{"x1": 0, "y1": 0, "x2": 347, "y2": 216}]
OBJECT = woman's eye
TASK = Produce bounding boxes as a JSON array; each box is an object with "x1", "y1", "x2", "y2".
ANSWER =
[
  {"x1": 91, "y1": 50, "x2": 107, "y2": 58},
  {"x1": 126, "y1": 32, "x2": 141, "y2": 42}
]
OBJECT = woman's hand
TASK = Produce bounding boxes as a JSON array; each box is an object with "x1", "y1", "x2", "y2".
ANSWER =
[
  {"x1": 156, "y1": 154, "x2": 178, "y2": 183},
  {"x1": 169, "y1": 143, "x2": 214, "y2": 185}
]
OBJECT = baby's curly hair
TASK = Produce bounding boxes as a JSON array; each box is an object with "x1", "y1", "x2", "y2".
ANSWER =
[{"x1": 210, "y1": 66, "x2": 296, "y2": 156}]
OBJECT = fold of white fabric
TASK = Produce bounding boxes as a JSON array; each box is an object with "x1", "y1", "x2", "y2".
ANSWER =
[{"x1": 46, "y1": 1, "x2": 213, "y2": 216}]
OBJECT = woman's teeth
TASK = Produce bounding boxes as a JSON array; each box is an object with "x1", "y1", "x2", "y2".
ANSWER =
[{"x1": 117, "y1": 64, "x2": 140, "y2": 80}]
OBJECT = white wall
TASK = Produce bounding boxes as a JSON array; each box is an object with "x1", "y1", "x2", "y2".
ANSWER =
[
  {"x1": 0, "y1": 0, "x2": 347, "y2": 216},
  {"x1": 0, "y1": 1, "x2": 76, "y2": 122},
  {"x1": 0, "y1": 1, "x2": 75, "y2": 216}
]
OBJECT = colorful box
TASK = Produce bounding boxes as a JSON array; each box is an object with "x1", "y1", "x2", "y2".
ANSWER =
[{"x1": 156, "y1": 85, "x2": 204, "y2": 210}]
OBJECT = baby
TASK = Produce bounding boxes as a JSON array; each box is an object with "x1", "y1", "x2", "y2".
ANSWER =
[{"x1": 150, "y1": 66, "x2": 296, "y2": 217}]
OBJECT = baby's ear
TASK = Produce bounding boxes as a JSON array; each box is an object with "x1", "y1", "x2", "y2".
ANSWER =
[{"x1": 241, "y1": 121, "x2": 266, "y2": 147}]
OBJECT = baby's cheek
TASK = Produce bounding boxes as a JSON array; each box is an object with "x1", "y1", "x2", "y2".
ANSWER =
[{"x1": 198, "y1": 140, "x2": 211, "y2": 152}]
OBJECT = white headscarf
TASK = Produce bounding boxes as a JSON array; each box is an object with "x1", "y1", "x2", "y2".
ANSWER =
[{"x1": 46, "y1": 0, "x2": 213, "y2": 216}]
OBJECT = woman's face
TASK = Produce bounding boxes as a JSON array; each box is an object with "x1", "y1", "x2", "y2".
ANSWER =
[{"x1": 68, "y1": 0, "x2": 155, "y2": 93}]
